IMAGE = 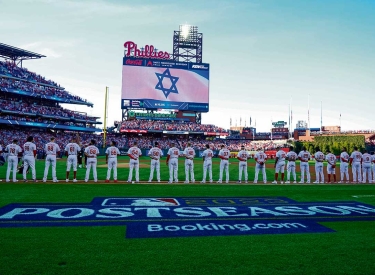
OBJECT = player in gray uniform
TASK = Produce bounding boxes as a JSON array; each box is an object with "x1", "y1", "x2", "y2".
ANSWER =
[
  {"x1": 285, "y1": 146, "x2": 298, "y2": 183},
  {"x1": 313, "y1": 147, "x2": 325, "y2": 184},
  {"x1": 339, "y1": 147, "x2": 350, "y2": 183},
  {"x1": 362, "y1": 150, "x2": 372, "y2": 183},
  {"x1": 298, "y1": 147, "x2": 311, "y2": 183},
  {"x1": 349, "y1": 147, "x2": 363, "y2": 183}
]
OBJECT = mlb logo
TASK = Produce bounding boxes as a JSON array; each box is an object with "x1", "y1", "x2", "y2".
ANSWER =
[{"x1": 101, "y1": 198, "x2": 180, "y2": 206}]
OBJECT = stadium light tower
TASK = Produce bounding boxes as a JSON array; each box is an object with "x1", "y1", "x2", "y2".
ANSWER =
[{"x1": 173, "y1": 24, "x2": 203, "y2": 63}]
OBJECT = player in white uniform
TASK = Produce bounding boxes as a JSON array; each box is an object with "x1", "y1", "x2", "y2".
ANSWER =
[
  {"x1": 372, "y1": 152, "x2": 375, "y2": 183},
  {"x1": 237, "y1": 145, "x2": 249, "y2": 183},
  {"x1": 362, "y1": 150, "x2": 372, "y2": 183},
  {"x1": 254, "y1": 148, "x2": 267, "y2": 184},
  {"x1": 105, "y1": 141, "x2": 121, "y2": 183},
  {"x1": 84, "y1": 139, "x2": 99, "y2": 182},
  {"x1": 23, "y1": 136, "x2": 37, "y2": 182},
  {"x1": 349, "y1": 147, "x2": 362, "y2": 183},
  {"x1": 5, "y1": 139, "x2": 22, "y2": 182},
  {"x1": 43, "y1": 137, "x2": 61, "y2": 182},
  {"x1": 339, "y1": 147, "x2": 350, "y2": 183},
  {"x1": 127, "y1": 141, "x2": 142, "y2": 183},
  {"x1": 148, "y1": 142, "x2": 163, "y2": 182},
  {"x1": 217, "y1": 144, "x2": 230, "y2": 183},
  {"x1": 285, "y1": 146, "x2": 298, "y2": 183},
  {"x1": 65, "y1": 137, "x2": 81, "y2": 182},
  {"x1": 325, "y1": 149, "x2": 337, "y2": 183},
  {"x1": 183, "y1": 142, "x2": 195, "y2": 183},
  {"x1": 272, "y1": 147, "x2": 286, "y2": 184},
  {"x1": 298, "y1": 147, "x2": 311, "y2": 183},
  {"x1": 201, "y1": 144, "x2": 214, "y2": 183},
  {"x1": 313, "y1": 147, "x2": 325, "y2": 184},
  {"x1": 166, "y1": 142, "x2": 180, "y2": 183}
]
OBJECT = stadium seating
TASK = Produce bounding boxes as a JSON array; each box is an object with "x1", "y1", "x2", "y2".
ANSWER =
[
  {"x1": 0, "y1": 61, "x2": 87, "y2": 103},
  {"x1": 120, "y1": 119, "x2": 228, "y2": 133},
  {"x1": 0, "y1": 98, "x2": 97, "y2": 121}
]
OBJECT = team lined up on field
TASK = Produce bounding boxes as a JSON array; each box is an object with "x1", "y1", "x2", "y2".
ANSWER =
[{"x1": 1, "y1": 137, "x2": 374, "y2": 184}]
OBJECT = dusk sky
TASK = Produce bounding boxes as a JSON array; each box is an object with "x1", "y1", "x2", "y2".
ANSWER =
[{"x1": 1, "y1": 0, "x2": 374, "y2": 131}]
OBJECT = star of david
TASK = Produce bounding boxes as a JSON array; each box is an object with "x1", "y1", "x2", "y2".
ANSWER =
[{"x1": 155, "y1": 69, "x2": 179, "y2": 98}]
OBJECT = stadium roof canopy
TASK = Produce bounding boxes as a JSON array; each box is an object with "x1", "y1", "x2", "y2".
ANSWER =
[{"x1": 0, "y1": 43, "x2": 46, "y2": 63}]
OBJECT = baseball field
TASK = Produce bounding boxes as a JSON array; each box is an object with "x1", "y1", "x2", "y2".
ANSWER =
[{"x1": 0, "y1": 157, "x2": 375, "y2": 275}]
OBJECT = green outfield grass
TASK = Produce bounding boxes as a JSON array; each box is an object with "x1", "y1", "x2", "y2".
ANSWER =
[
  {"x1": 1, "y1": 157, "x2": 375, "y2": 275},
  {"x1": 0, "y1": 156, "x2": 355, "y2": 183}
]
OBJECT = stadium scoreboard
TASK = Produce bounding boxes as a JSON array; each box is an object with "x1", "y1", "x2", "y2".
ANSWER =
[{"x1": 121, "y1": 57, "x2": 209, "y2": 112}]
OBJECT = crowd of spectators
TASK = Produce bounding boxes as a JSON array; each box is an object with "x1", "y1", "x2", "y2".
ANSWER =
[
  {"x1": 0, "y1": 129, "x2": 288, "y2": 153},
  {"x1": 0, "y1": 61, "x2": 87, "y2": 103},
  {"x1": 0, "y1": 98, "x2": 96, "y2": 121},
  {"x1": 120, "y1": 119, "x2": 228, "y2": 133}
]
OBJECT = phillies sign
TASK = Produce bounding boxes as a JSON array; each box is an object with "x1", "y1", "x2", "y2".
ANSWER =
[{"x1": 124, "y1": 41, "x2": 170, "y2": 60}]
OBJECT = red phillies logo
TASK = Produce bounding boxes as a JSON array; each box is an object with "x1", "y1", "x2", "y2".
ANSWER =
[
  {"x1": 125, "y1": 59, "x2": 143, "y2": 66},
  {"x1": 124, "y1": 41, "x2": 170, "y2": 60}
]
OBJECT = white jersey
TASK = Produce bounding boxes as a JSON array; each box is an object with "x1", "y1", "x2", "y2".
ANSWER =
[
  {"x1": 23, "y1": 142, "x2": 36, "y2": 157},
  {"x1": 65, "y1": 143, "x2": 81, "y2": 155},
  {"x1": 167, "y1": 147, "x2": 180, "y2": 159},
  {"x1": 325, "y1": 153, "x2": 336, "y2": 165},
  {"x1": 85, "y1": 145, "x2": 99, "y2": 157},
  {"x1": 45, "y1": 142, "x2": 60, "y2": 155},
  {"x1": 148, "y1": 147, "x2": 163, "y2": 160},
  {"x1": 184, "y1": 147, "x2": 195, "y2": 160},
  {"x1": 127, "y1": 146, "x2": 142, "y2": 160},
  {"x1": 255, "y1": 151, "x2": 267, "y2": 162},
  {"x1": 286, "y1": 151, "x2": 298, "y2": 161},
  {"x1": 237, "y1": 150, "x2": 249, "y2": 161},
  {"x1": 6, "y1": 144, "x2": 22, "y2": 157},
  {"x1": 0, "y1": 145, "x2": 2, "y2": 152},
  {"x1": 276, "y1": 150, "x2": 286, "y2": 164},
  {"x1": 106, "y1": 146, "x2": 120, "y2": 158},
  {"x1": 298, "y1": 151, "x2": 311, "y2": 162},
  {"x1": 350, "y1": 151, "x2": 363, "y2": 163},
  {"x1": 372, "y1": 155, "x2": 375, "y2": 163},
  {"x1": 218, "y1": 148, "x2": 230, "y2": 160},
  {"x1": 362, "y1": 153, "x2": 372, "y2": 164},
  {"x1": 202, "y1": 149, "x2": 214, "y2": 161},
  {"x1": 314, "y1": 151, "x2": 325, "y2": 162},
  {"x1": 340, "y1": 152, "x2": 350, "y2": 163}
]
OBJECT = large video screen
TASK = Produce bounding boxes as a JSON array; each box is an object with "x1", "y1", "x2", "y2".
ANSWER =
[{"x1": 121, "y1": 57, "x2": 209, "y2": 112}]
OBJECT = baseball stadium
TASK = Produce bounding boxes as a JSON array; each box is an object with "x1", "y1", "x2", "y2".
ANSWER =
[{"x1": 1, "y1": 1, "x2": 375, "y2": 275}]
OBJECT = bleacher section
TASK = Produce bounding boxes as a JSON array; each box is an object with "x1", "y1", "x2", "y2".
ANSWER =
[
  {"x1": 120, "y1": 119, "x2": 228, "y2": 135},
  {"x1": 0, "y1": 47, "x2": 100, "y2": 133}
]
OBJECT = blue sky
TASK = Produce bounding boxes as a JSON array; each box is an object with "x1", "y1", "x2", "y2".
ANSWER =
[{"x1": 1, "y1": 0, "x2": 374, "y2": 131}]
